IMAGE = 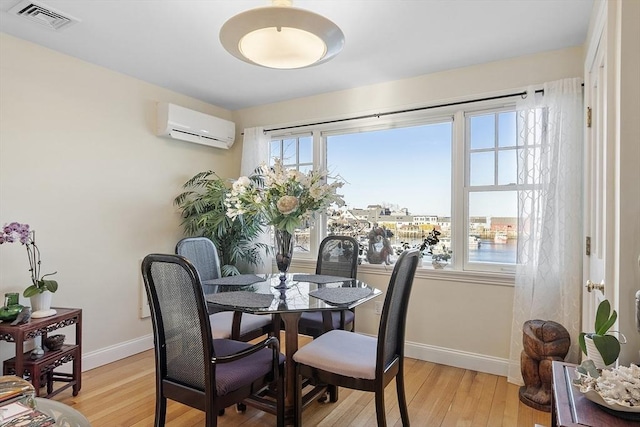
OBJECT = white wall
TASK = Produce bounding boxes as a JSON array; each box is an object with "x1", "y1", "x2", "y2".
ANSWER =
[
  {"x1": 235, "y1": 47, "x2": 585, "y2": 375},
  {"x1": 0, "y1": 33, "x2": 241, "y2": 368}
]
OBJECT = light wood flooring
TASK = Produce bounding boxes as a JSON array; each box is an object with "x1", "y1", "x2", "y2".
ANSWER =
[{"x1": 51, "y1": 346, "x2": 551, "y2": 427}]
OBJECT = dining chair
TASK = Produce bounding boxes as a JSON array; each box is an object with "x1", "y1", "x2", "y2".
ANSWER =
[
  {"x1": 298, "y1": 235, "x2": 359, "y2": 338},
  {"x1": 176, "y1": 237, "x2": 273, "y2": 342},
  {"x1": 293, "y1": 249, "x2": 420, "y2": 426},
  {"x1": 141, "y1": 253, "x2": 284, "y2": 427}
]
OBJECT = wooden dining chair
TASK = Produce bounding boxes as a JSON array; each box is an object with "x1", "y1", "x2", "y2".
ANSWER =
[
  {"x1": 141, "y1": 253, "x2": 284, "y2": 427},
  {"x1": 293, "y1": 249, "x2": 420, "y2": 426},
  {"x1": 298, "y1": 235, "x2": 359, "y2": 338},
  {"x1": 176, "y1": 237, "x2": 273, "y2": 342}
]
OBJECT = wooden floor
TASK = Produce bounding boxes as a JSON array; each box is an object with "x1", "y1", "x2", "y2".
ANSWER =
[{"x1": 51, "y1": 346, "x2": 551, "y2": 427}]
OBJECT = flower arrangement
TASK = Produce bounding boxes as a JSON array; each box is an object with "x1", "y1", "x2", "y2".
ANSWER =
[
  {"x1": 226, "y1": 159, "x2": 345, "y2": 234},
  {"x1": 0, "y1": 222, "x2": 58, "y2": 297}
]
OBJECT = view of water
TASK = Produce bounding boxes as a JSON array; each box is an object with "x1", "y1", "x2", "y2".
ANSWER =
[
  {"x1": 469, "y1": 240, "x2": 517, "y2": 264},
  {"x1": 384, "y1": 237, "x2": 517, "y2": 265}
]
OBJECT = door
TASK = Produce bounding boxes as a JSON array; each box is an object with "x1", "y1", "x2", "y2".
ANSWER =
[{"x1": 583, "y1": 7, "x2": 614, "y2": 335}]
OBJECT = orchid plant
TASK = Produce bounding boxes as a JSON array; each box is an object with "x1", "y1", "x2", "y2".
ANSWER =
[
  {"x1": 0, "y1": 222, "x2": 58, "y2": 297},
  {"x1": 226, "y1": 159, "x2": 345, "y2": 234}
]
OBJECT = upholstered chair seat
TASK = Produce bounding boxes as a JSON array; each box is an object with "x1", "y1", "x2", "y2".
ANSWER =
[
  {"x1": 209, "y1": 312, "x2": 272, "y2": 339},
  {"x1": 293, "y1": 329, "x2": 376, "y2": 379}
]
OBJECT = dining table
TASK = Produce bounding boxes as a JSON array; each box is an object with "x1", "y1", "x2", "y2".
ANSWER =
[{"x1": 204, "y1": 272, "x2": 382, "y2": 424}]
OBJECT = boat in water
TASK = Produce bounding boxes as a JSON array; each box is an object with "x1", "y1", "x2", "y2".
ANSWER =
[{"x1": 494, "y1": 231, "x2": 508, "y2": 244}]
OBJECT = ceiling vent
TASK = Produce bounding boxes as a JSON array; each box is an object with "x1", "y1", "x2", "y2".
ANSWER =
[{"x1": 9, "y1": 0, "x2": 80, "y2": 30}]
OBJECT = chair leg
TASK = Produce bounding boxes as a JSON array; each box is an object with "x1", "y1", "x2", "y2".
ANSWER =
[
  {"x1": 154, "y1": 395, "x2": 167, "y2": 427},
  {"x1": 278, "y1": 373, "x2": 285, "y2": 427},
  {"x1": 293, "y1": 365, "x2": 302, "y2": 427},
  {"x1": 328, "y1": 384, "x2": 339, "y2": 402},
  {"x1": 375, "y1": 389, "x2": 387, "y2": 427},
  {"x1": 205, "y1": 408, "x2": 218, "y2": 427},
  {"x1": 396, "y1": 372, "x2": 410, "y2": 426}
]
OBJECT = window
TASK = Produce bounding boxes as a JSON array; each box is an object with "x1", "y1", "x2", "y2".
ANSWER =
[
  {"x1": 465, "y1": 110, "x2": 518, "y2": 271},
  {"x1": 268, "y1": 104, "x2": 522, "y2": 274},
  {"x1": 325, "y1": 121, "x2": 452, "y2": 266}
]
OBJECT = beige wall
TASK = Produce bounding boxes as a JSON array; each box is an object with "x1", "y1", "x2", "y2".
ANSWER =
[
  {"x1": 0, "y1": 31, "x2": 590, "y2": 376},
  {"x1": 235, "y1": 47, "x2": 585, "y2": 374},
  {"x1": 0, "y1": 33, "x2": 240, "y2": 367}
]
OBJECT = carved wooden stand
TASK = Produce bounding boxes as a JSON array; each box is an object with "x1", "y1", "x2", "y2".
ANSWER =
[{"x1": 0, "y1": 308, "x2": 82, "y2": 398}]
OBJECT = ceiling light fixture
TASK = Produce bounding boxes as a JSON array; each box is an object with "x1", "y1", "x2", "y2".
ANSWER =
[{"x1": 219, "y1": 0, "x2": 344, "y2": 70}]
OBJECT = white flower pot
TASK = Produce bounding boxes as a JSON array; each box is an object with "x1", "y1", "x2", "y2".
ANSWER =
[
  {"x1": 30, "y1": 290, "x2": 54, "y2": 317},
  {"x1": 584, "y1": 336, "x2": 614, "y2": 369}
]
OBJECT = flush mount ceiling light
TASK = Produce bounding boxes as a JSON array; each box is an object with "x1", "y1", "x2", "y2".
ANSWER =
[{"x1": 219, "y1": 0, "x2": 344, "y2": 69}]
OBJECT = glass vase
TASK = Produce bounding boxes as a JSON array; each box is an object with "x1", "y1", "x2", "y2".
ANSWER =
[{"x1": 274, "y1": 229, "x2": 294, "y2": 288}]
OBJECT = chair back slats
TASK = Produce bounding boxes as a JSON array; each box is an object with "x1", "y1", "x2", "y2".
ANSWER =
[
  {"x1": 143, "y1": 254, "x2": 212, "y2": 391},
  {"x1": 316, "y1": 235, "x2": 359, "y2": 278},
  {"x1": 176, "y1": 237, "x2": 222, "y2": 282},
  {"x1": 377, "y1": 249, "x2": 419, "y2": 370}
]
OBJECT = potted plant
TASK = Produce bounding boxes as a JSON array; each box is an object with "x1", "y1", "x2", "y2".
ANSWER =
[
  {"x1": 0, "y1": 222, "x2": 58, "y2": 314},
  {"x1": 419, "y1": 229, "x2": 452, "y2": 268},
  {"x1": 174, "y1": 170, "x2": 268, "y2": 276},
  {"x1": 579, "y1": 299, "x2": 626, "y2": 368}
]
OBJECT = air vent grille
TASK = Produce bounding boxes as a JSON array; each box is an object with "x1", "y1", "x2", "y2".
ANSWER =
[{"x1": 9, "y1": 1, "x2": 79, "y2": 30}]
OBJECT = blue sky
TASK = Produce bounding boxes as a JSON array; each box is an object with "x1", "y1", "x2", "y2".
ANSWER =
[
  {"x1": 327, "y1": 123, "x2": 453, "y2": 216},
  {"x1": 276, "y1": 112, "x2": 519, "y2": 218}
]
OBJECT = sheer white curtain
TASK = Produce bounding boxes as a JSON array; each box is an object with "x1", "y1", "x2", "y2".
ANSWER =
[
  {"x1": 507, "y1": 78, "x2": 584, "y2": 385},
  {"x1": 240, "y1": 127, "x2": 273, "y2": 273}
]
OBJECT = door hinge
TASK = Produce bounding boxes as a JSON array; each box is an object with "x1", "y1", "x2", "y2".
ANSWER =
[
  {"x1": 587, "y1": 107, "x2": 592, "y2": 128},
  {"x1": 586, "y1": 236, "x2": 591, "y2": 256}
]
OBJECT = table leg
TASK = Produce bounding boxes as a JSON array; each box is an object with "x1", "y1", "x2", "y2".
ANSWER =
[
  {"x1": 279, "y1": 312, "x2": 301, "y2": 425},
  {"x1": 75, "y1": 311, "x2": 82, "y2": 394}
]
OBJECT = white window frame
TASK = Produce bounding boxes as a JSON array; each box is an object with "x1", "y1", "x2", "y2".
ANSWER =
[
  {"x1": 266, "y1": 99, "x2": 521, "y2": 279},
  {"x1": 463, "y1": 106, "x2": 519, "y2": 273}
]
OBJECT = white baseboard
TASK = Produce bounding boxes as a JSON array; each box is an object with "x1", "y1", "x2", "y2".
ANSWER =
[
  {"x1": 81, "y1": 334, "x2": 154, "y2": 372},
  {"x1": 404, "y1": 339, "x2": 509, "y2": 377},
  {"x1": 78, "y1": 334, "x2": 508, "y2": 379}
]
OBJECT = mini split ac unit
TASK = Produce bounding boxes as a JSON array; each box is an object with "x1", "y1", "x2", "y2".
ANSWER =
[{"x1": 156, "y1": 102, "x2": 236, "y2": 149}]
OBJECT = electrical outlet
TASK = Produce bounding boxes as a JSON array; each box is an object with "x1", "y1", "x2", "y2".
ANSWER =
[{"x1": 374, "y1": 301, "x2": 383, "y2": 315}]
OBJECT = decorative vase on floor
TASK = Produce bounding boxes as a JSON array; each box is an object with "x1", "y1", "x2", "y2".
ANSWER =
[
  {"x1": 30, "y1": 290, "x2": 56, "y2": 318},
  {"x1": 274, "y1": 229, "x2": 294, "y2": 288}
]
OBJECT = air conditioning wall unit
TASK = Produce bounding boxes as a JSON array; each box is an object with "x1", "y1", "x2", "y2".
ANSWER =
[{"x1": 157, "y1": 102, "x2": 236, "y2": 149}]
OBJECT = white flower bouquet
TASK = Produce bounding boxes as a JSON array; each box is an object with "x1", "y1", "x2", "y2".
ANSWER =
[{"x1": 226, "y1": 159, "x2": 345, "y2": 234}]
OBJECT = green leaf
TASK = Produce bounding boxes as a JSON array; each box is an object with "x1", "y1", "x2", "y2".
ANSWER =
[
  {"x1": 579, "y1": 332, "x2": 587, "y2": 355},
  {"x1": 23, "y1": 285, "x2": 40, "y2": 298},
  {"x1": 597, "y1": 309, "x2": 617, "y2": 335},
  {"x1": 592, "y1": 334, "x2": 621, "y2": 366},
  {"x1": 41, "y1": 279, "x2": 58, "y2": 293},
  {"x1": 594, "y1": 299, "x2": 611, "y2": 332}
]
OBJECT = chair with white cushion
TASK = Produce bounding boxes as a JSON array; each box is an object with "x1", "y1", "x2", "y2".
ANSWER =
[
  {"x1": 293, "y1": 249, "x2": 420, "y2": 426},
  {"x1": 176, "y1": 237, "x2": 273, "y2": 342}
]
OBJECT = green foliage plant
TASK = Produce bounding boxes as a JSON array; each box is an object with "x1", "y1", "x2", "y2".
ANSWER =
[
  {"x1": 578, "y1": 299, "x2": 622, "y2": 367},
  {"x1": 174, "y1": 170, "x2": 268, "y2": 276}
]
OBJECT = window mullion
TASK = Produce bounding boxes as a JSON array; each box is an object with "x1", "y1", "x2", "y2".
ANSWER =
[{"x1": 452, "y1": 111, "x2": 465, "y2": 270}]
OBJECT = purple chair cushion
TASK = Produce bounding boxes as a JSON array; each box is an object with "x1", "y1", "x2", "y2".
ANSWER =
[
  {"x1": 213, "y1": 339, "x2": 284, "y2": 396},
  {"x1": 299, "y1": 310, "x2": 355, "y2": 331}
]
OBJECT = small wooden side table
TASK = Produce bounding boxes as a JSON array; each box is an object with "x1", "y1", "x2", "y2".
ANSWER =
[
  {"x1": 0, "y1": 308, "x2": 82, "y2": 398},
  {"x1": 551, "y1": 361, "x2": 637, "y2": 426}
]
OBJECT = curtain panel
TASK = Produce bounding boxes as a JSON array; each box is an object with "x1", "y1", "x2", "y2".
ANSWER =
[
  {"x1": 508, "y1": 78, "x2": 584, "y2": 385},
  {"x1": 240, "y1": 127, "x2": 273, "y2": 273}
]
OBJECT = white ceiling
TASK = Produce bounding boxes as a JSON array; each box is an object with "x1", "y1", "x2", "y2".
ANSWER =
[{"x1": 0, "y1": 0, "x2": 594, "y2": 111}]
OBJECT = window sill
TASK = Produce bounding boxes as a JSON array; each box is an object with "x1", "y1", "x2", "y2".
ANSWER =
[{"x1": 288, "y1": 258, "x2": 515, "y2": 287}]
